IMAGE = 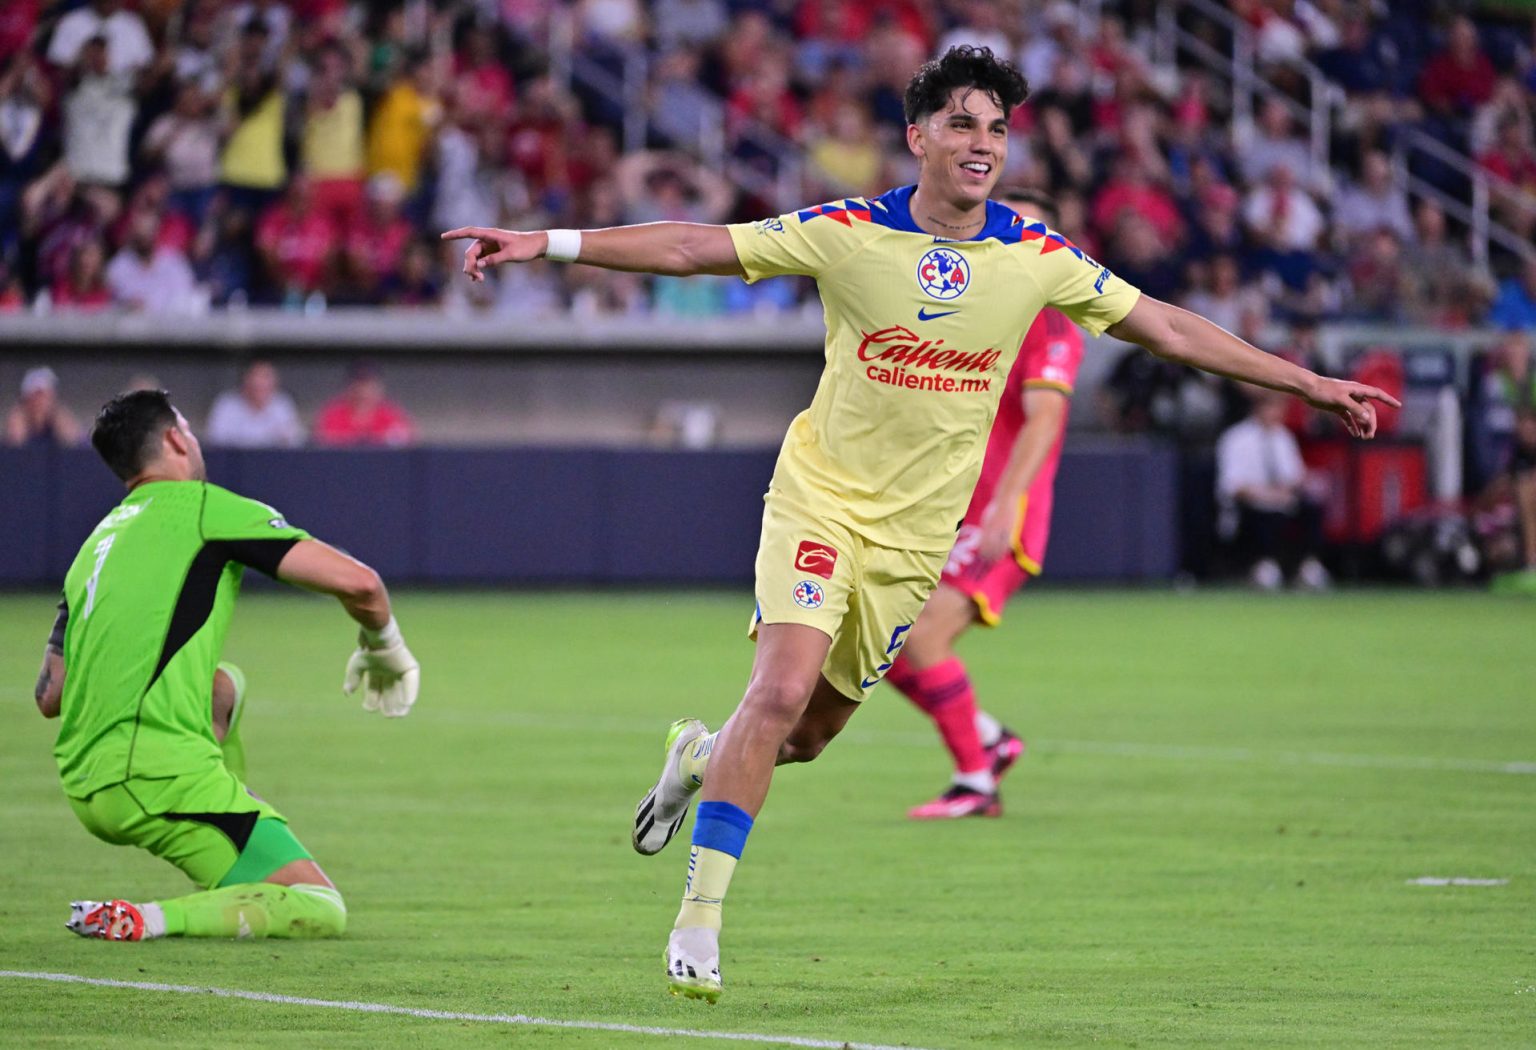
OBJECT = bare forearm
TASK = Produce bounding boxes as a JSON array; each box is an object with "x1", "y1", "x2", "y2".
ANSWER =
[
  {"x1": 993, "y1": 411, "x2": 1061, "y2": 506},
  {"x1": 1113, "y1": 301, "x2": 1320, "y2": 399},
  {"x1": 568, "y1": 223, "x2": 743, "y2": 277},
  {"x1": 275, "y1": 539, "x2": 392, "y2": 632}
]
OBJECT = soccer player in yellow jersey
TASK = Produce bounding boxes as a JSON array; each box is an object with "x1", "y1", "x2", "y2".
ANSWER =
[{"x1": 444, "y1": 46, "x2": 1398, "y2": 1003}]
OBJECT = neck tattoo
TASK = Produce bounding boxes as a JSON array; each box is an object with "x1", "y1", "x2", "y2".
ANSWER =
[{"x1": 926, "y1": 213, "x2": 984, "y2": 232}]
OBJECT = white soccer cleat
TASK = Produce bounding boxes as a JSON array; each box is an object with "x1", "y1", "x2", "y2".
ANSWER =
[
  {"x1": 632, "y1": 718, "x2": 708, "y2": 856},
  {"x1": 665, "y1": 926, "x2": 722, "y2": 1003}
]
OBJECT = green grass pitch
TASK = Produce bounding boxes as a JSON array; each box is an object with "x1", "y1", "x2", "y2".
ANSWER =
[{"x1": 1, "y1": 588, "x2": 1532, "y2": 1048}]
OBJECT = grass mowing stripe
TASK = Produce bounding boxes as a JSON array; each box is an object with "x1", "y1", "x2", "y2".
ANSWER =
[{"x1": 0, "y1": 971, "x2": 940, "y2": 1050}]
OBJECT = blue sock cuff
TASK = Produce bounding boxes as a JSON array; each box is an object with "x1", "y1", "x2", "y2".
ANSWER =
[{"x1": 691, "y1": 801, "x2": 754, "y2": 859}]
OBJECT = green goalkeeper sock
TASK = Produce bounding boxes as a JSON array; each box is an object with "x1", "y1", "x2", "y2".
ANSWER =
[
  {"x1": 154, "y1": 882, "x2": 346, "y2": 939},
  {"x1": 216, "y1": 662, "x2": 248, "y2": 781}
]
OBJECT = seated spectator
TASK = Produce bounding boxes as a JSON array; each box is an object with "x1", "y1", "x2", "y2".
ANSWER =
[
  {"x1": 313, "y1": 362, "x2": 416, "y2": 447},
  {"x1": 52, "y1": 236, "x2": 112, "y2": 310},
  {"x1": 382, "y1": 240, "x2": 442, "y2": 307},
  {"x1": 1092, "y1": 154, "x2": 1183, "y2": 247},
  {"x1": 344, "y1": 174, "x2": 413, "y2": 301},
  {"x1": 1182, "y1": 253, "x2": 1267, "y2": 336},
  {"x1": 1490, "y1": 258, "x2": 1536, "y2": 330},
  {"x1": 1418, "y1": 17, "x2": 1496, "y2": 124},
  {"x1": 1333, "y1": 151, "x2": 1412, "y2": 247},
  {"x1": 255, "y1": 177, "x2": 336, "y2": 301},
  {"x1": 1403, "y1": 199, "x2": 1492, "y2": 328},
  {"x1": 5, "y1": 366, "x2": 83, "y2": 447},
  {"x1": 62, "y1": 36, "x2": 135, "y2": 189},
  {"x1": 206, "y1": 358, "x2": 304, "y2": 447},
  {"x1": 141, "y1": 82, "x2": 222, "y2": 223},
  {"x1": 1477, "y1": 114, "x2": 1536, "y2": 241},
  {"x1": 1216, "y1": 390, "x2": 1330, "y2": 591},
  {"x1": 806, "y1": 100, "x2": 882, "y2": 197},
  {"x1": 105, "y1": 205, "x2": 201, "y2": 314},
  {"x1": 648, "y1": 48, "x2": 718, "y2": 150},
  {"x1": 46, "y1": 0, "x2": 154, "y2": 77},
  {"x1": 1243, "y1": 163, "x2": 1325, "y2": 288},
  {"x1": 1239, "y1": 97, "x2": 1321, "y2": 192},
  {"x1": 1345, "y1": 228, "x2": 1410, "y2": 321}
]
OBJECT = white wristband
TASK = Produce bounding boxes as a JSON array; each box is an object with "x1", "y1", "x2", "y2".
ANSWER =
[
  {"x1": 360, "y1": 616, "x2": 403, "y2": 649},
  {"x1": 544, "y1": 229, "x2": 582, "y2": 263}
]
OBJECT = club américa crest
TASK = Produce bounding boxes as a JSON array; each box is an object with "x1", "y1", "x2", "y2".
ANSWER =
[
  {"x1": 916, "y1": 246, "x2": 970, "y2": 301},
  {"x1": 792, "y1": 580, "x2": 825, "y2": 609}
]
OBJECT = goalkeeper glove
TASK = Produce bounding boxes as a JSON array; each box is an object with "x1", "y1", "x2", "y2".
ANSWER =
[{"x1": 343, "y1": 617, "x2": 420, "y2": 717}]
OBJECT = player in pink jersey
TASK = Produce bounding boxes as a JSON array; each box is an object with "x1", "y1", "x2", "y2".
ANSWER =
[{"x1": 885, "y1": 188, "x2": 1080, "y2": 820}]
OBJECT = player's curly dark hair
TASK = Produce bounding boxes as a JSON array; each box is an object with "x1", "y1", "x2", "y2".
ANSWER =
[
  {"x1": 92, "y1": 389, "x2": 178, "y2": 481},
  {"x1": 903, "y1": 45, "x2": 1030, "y2": 126}
]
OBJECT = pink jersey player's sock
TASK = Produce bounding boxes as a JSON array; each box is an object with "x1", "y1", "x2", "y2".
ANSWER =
[{"x1": 896, "y1": 656, "x2": 990, "y2": 776}]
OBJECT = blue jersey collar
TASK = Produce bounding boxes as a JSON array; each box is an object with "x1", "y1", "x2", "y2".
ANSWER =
[{"x1": 867, "y1": 185, "x2": 1016, "y2": 242}]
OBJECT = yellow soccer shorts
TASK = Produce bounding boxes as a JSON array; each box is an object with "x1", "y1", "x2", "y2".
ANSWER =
[{"x1": 749, "y1": 494, "x2": 946, "y2": 700}]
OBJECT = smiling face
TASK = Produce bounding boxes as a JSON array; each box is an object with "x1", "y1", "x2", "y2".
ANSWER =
[{"x1": 908, "y1": 86, "x2": 1009, "y2": 213}]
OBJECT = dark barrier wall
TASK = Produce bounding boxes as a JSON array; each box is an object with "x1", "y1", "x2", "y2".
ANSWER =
[{"x1": 0, "y1": 444, "x2": 1178, "y2": 586}]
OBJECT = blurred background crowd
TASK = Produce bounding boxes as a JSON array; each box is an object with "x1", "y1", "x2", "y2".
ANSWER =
[
  {"x1": 3, "y1": 0, "x2": 1536, "y2": 588},
  {"x1": 1, "y1": 0, "x2": 1535, "y2": 323}
]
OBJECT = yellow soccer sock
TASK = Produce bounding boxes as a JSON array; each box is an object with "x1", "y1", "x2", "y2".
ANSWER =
[{"x1": 675, "y1": 845, "x2": 738, "y2": 931}]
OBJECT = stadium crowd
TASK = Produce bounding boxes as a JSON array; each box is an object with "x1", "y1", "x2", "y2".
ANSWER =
[{"x1": 1, "y1": 0, "x2": 1534, "y2": 326}]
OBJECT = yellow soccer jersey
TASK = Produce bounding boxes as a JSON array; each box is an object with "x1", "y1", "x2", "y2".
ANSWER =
[{"x1": 728, "y1": 185, "x2": 1141, "y2": 552}]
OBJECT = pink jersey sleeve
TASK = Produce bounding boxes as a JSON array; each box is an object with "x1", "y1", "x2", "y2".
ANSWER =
[{"x1": 1019, "y1": 308, "x2": 1084, "y2": 396}]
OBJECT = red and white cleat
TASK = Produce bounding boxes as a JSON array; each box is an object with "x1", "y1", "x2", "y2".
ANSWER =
[
  {"x1": 906, "y1": 786, "x2": 1002, "y2": 820},
  {"x1": 66, "y1": 900, "x2": 145, "y2": 941},
  {"x1": 990, "y1": 728, "x2": 1026, "y2": 782}
]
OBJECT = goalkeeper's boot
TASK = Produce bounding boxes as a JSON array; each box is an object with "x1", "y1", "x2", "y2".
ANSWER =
[
  {"x1": 633, "y1": 718, "x2": 708, "y2": 856},
  {"x1": 990, "y1": 726, "x2": 1026, "y2": 783},
  {"x1": 67, "y1": 900, "x2": 146, "y2": 941},
  {"x1": 665, "y1": 926, "x2": 722, "y2": 1003},
  {"x1": 907, "y1": 785, "x2": 1002, "y2": 820}
]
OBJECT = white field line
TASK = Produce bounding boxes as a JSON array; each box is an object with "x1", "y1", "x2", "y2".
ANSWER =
[
  {"x1": 1405, "y1": 876, "x2": 1510, "y2": 886},
  {"x1": 0, "y1": 970, "x2": 940, "y2": 1050},
  {"x1": 405, "y1": 708, "x2": 1536, "y2": 777}
]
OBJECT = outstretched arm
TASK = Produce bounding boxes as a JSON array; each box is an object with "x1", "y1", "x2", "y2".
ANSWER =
[
  {"x1": 439, "y1": 223, "x2": 745, "y2": 282},
  {"x1": 275, "y1": 539, "x2": 391, "y2": 630},
  {"x1": 275, "y1": 540, "x2": 419, "y2": 717},
  {"x1": 1106, "y1": 296, "x2": 1401, "y2": 438}
]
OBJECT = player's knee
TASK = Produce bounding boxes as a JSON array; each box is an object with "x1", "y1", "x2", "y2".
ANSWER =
[{"x1": 739, "y1": 677, "x2": 814, "y2": 728}]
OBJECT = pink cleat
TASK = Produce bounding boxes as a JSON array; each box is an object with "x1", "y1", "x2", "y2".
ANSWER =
[{"x1": 907, "y1": 786, "x2": 1002, "y2": 820}]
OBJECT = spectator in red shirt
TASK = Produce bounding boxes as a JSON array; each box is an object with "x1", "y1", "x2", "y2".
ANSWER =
[
  {"x1": 313, "y1": 361, "x2": 416, "y2": 447},
  {"x1": 1479, "y1": 114, "x2": 1536, "y2": 241},
  {"x1": 451, "y1": 24, "x2": 514, "y2": 126},
  {"x1": 1091, "y1": 154, "x2": 1184, "y2": 246},
  {"x1": 255, "y1": 176, "x2": 337, "y2": 298},
  {"x1": 1419, "y1": 17, "x2": 1496, "y2": 119},
  {"x1": 52, "y1": 236, "x2": 112, "y2": 310},
  {"x1": 344, "y1": 173, "x2": 413, "y2": 300}
]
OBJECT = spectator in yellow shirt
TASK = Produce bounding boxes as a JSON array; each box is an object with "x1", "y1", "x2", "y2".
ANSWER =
[{"x1": 302, "y1": 42, "x2": 365, "y2": 229}]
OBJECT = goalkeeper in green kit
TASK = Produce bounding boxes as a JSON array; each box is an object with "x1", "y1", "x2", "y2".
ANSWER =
[{"x1": 33, "y1": 389, "x2": 421, "y2": 941}]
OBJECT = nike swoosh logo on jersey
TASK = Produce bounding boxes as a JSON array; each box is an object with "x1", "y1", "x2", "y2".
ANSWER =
[{"x1": 917, "y1": 307, "x2": 959, "y2": 321}]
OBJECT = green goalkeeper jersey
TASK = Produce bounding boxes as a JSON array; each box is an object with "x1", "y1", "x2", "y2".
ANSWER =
[{"x1": 52, "y1": 481, "x2": 309, "y2": 798}]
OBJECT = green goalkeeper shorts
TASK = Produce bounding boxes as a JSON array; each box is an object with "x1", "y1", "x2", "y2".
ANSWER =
[{"x1": 68, "y1": 763, "x2": 312, "y2": 890}]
